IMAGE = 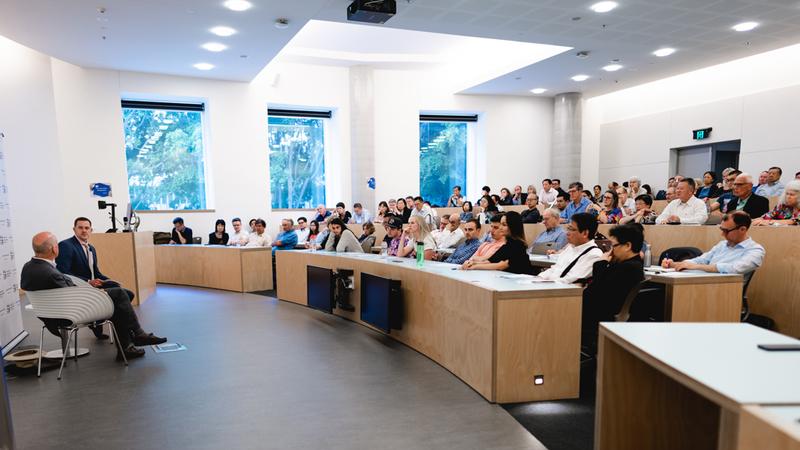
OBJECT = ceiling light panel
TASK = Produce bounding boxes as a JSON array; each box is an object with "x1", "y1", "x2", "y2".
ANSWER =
[
  {"x1": 210, "y1": 26, "x2": 237, "y2": 37},
  {"x1": 223, "y1": 0, "x2": 252, "y2": 12},
  {"x1": 202, "y1": 42, "x2": 228, "y2": 52},
  {"x1": 652, "y1": 47, "x2": 676, "y2": 57},
  {"x1": 732, "y1": 21, "x2": 759, "y2": 32},
  {"x1": 590, "y1": 2, "x2": 618, "y2": 13},
  {"x1": 530, "y1": 88, "x2": 547, "y2": 94},
  {"x1": 571, "y1": 74, "x2": 590, "y2": 81},
  {"x1": 603, "y1": 64, "x2": 623, "y2": 71},
  {"x1": 194, "y1": 63, "x2": 215, "y2": 70}
]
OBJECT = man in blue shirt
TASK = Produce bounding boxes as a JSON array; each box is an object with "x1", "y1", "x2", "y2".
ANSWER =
[
  {"x1": 272, "y1": 219, "x2": 298, "y2": 253},
  {"x1": 755, "y1": 166, "x2": 785, "y2": 198},
  {"x1": 530, "y1": 208, "x2": 568, "y2": 252},
  {"x1": 560, "y1": 181, "x2": 592, "y2": 223},
  {"x1": 444, "y1": 219, "x2": 481, "y2": 265},
  {"x1": 662, "y1": 211, "x2": 764, "y2": 274}
]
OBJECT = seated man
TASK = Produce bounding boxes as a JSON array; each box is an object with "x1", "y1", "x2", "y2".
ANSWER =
[
  {"x1": 662, "y1": 211, "x2": 765, "y2": 274},
  {"x1": 351, "y1": 203, "x2": 371, "y2": 224},
  {"x1": 520, "y1": 195, "x2": 542, "y2": 224},
  {"x1": 443, "y1": 219, "x2": 481, "y2": 264},
  {"x1": 553, "y1": 192, "x2": 569, "y2": 215},
  {"x1": 530, "y1": 208, "x2": 568, "y2": 252},
  {"x1": 560, "y1": 182, "x2": 592, "y2": 223},
  {"x1": 448, "y1": 185, "x2": 464, "y2": 207},
  {"x1": 619, "y1": 194, "x2": 657, "y2": 224},
  {"x1": 334, "y1": 202, "x2": 352, "y2": 223},
  {"x1": 655, "y1": 178, "x2": 708, "y2": 224},
  {"x1": 272, "y1": 219, "x2": 298, "y2": 252},
  {"x1": 228, "y1": 217, "x2": 249, "y2": 246},
  {"x1": 755, "y1": 166, "x2": 785, "y2": 198},
  {"x1": 538, "y1": 213, "x2": 604, "y2": 283},
  {"x1": 170, "y1": 217, "x2": 193, "y2": 244},
  {"x1": 313, "y1": 204, "x2": 331, "y2": 223},
  {"x1": 435, "y1": 214, "x2": 465, "y2": 250},
  {"x1": 410, "y1": 196, "x2": 434, "y2": 225},
  {"x1": 294, "y1": 217, "x2": 310, "y2": 244},
  {"x1": 22, "y1": 232, "x2": 165, "y2": 360},
  {"x1": 384, "y1": 216, "x2": 409, "y2": 257},
  {"x1": 717, "y1": 173, "x2": 770, "y2": 218},
  {"x1": 246, "y1": 219, "x2": 272, "y2": 247},
  {"x1": 463, "y1": 215, "x2": 505, "y2": 264}
]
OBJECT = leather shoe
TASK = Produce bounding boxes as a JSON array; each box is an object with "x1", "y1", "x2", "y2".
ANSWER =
[
  {"x1": 116, "y1": 345, "x2": 145, "y2": 361},
  {"x1": 90, "y1": 325, "x2": 110, "y2": 340},
  {"x1": 133, "y1": 333, "x2": 167, "y2": 346}
]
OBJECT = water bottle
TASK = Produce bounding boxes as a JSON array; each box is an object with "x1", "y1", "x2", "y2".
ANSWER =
[
  {"x1": 380, "y1": 241, "x2": 388, "y2": 258},
  {"x1": 415, "y1": 241, "x2": 424, "y2": 268},
  {"x1": 643, "y1": 242, "x2": 652, "y2": 267},
  {"x1": 310, "y1": 240, "x2": 317, "y2": 253}
]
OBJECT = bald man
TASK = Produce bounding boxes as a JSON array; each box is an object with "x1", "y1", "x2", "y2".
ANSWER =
[{"x1": 20, "y1": 232, "x2": 166, "y2": 360}]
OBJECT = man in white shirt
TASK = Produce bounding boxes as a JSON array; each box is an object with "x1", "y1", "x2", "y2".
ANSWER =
[
  {"x1": 538, "y1": 213, "x2": 604, "y2": 284},
  {"x1": 616, "y1": 187, "x2": 635, "y2": 216},
  {"x1": 538, "y1": 178, "x2": 557, "y2": 206},
  {"x1": 351, "y1": 203, "x2": 372, "y2": 224},
  {"x1": 435, "y1": 214, "x2": 465, "y2": 250},
  {"x1": 411, "y1": 196, "x2": 434, "y2": 225},
  {"x1": 246, "y1": 218, "x2": 272, "y2": 247},
  {"x1": 295, "y1": 216, "x2": 310, "y2": 243},
  {"x1": 656, "y1": 178, "x2": 709, "y2": 224},
  {"x1": 628, "y1": 176, "x2": 647, "y2": 197},
  {"x1": 228, "y1": 217, "x2": 249, "y2": 246}
]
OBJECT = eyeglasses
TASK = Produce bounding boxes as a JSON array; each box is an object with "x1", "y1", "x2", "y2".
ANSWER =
[
  {"x1": 719, "y1": 226, "x2": 739, "y2": 233},
  {"x1": 732, "y1": 182, "x2": 749, "y2": 187},
  {"x1": 611, "y1": 243, "x2": 625, "y2": 248},
  {"x1": 566, "y1": 225, "x2": 577, "y2": 232},
  {"x1": 603, "y1": 195, "x2": 613, "y2": 200}
]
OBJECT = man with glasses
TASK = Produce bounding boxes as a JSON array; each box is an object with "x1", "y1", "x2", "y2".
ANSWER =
[
  {"x1": 716, "y1": 173, "x2": 769, "y2": 218},
  {"x1": 709, "y1": 170, "x2": 741, "y2": 213},
  {"x1": 560, "y1": 182, "x2": 592, "y2": 223},
  {"x1": 755, "y1": 166, "x2": 785, "y2": 198},
  {"x1": 294, "y1": 217, "x2": 309, "y2": 244},
  {"x1": 538, "y1": 213, "x2": 603, "y2": 283},
  {"x1": 656, "y1": 178, "x2": 708, "y2": 224},
  {"x1": 662, "y1": 211, "x2": 764, "y2": 274},
  {"x1": 530, "y1": 208, "x2": 567, "y2": 252}
]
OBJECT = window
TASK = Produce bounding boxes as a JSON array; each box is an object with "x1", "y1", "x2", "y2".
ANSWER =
[
  {"x1": 268, "y1": 109, "x2": 329, "y2": 209},
  {"x1": 419, "y1": 115, "x2": 475, "y2": 207},
  {"x1": 121, "y1": 100, "x2": 208, "y2": 210}
]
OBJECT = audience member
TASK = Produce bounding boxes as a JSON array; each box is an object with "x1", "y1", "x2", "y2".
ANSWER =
[
  {"x1": 387, "y1": 198, "x2": 398, "y2": 215},
  {"x1": 448, "y1": 185, "x2": 465, "y2": 207},
  {"x1": 755, "y1": 166, "x2": 785, "y2": 197},
  {"x1": 228, "y1": 217, "x2": 249, "y2": 246},
  {"x1": 348, "y1": 203, "x2": 368, "y2": 224},
  {"x1": 628, "y1": 176, "x2": 647, "y2": 197},
  {"x1": 552, "y1": 179, "x2": 567, "y2": 196},
  {"x1": 272, "y1": 219, "x2": 298, "y2": 251},
  {"x1": 619, "y1": 194, "x2": 657, "y2": 224},
  {"x1": 374, "y1": 201, "x2": 389, "y2": 224},
  {"x1": 295, "y1": 217, "x2": 310, "y2": 243},
  {"x1": 324, "y1": 218, "x2": 364, "y2": 253},
  {"x1": 520, "y1": 195, "x2": 543, "y2": 223},
  {"x1": 538, "y1": 213, "x2": 604, "y2": 283},
  {"x1": 460, "y1": 201, "x2": 474, "y2": 223},
  {"x1": 411, "y1": 196, "x2": 434, "y2": 225},
  {"x1": 399, "y1": 216, "x2": 436, "y2": 260},
  {"x1": 314, "y1": 217, "x2": 335, "y2": 248},
  {"x1": 444, "y1": 219, "x2": 481, "y2": 264},
  {"x1": 313, "y1": 205, "x2": 331, "y2": 223},
  {"x1": 477, "y1": 195, "x2": 499, "y2": 224},
  {"x1": 334, "y1": 202, "x2": 352, "y2": 223},
  {"x1": 754, "y1": 179, "x2": 800, "y2": 225},
  {"x1": 462, "y1": 212, "x2": 531, "y2": 274},
  {"x1": 642, "y1": 184, "x2": 653, "y2": 195},
  {"x1": 553, "y1": 192, "x2": 569, "y2": 215},
  {"x1": 511, "y1": 185, "x2": 527, "y2": 205},
  {"x1": 719, "y1": 173, "x2": 770, "y2": 218},
  {"x1": 665, "y1": 186, "x2": 676, "y2": 201},
  {"x1": 477, "y1": 186, "x2": 491, "y2": 204},
  {"x1": 589, "y1": 189, "x2": 623, "y2": 224},
  {"x1": 582, "y1": 190, "x2": 595, "y2": 202},
  {"x1": 395, "y1": 197, "x2": 412, "y2": 223},
  {"x1": 754, "y1": 171, "x2": 769, "y2": 193},
  {"x1": 248, "y1": 218, "x2": 257, "y2": 233},
  {"x1": 358, "y1": 222, "x2": 377, "y2": 253},
  {"x1": 384, "y1": 216, "x2": 407, "y2": 257},
  {"x1": 463, "y1": 214, "x2": 505, "y2": 267},
  {"x1": 662, "y1": 211, "x2": 764, "y2": 274},
  {"x1": 656, "y1": 178, "x2": 708, "y2": 224},
  {"x1": 530, "y1": 208, "x2": 567, "y2": 252},
  {"x1": 560, "y1": 182, "x2": 592, "y2": 223},
  {"x1": 208, "y1": 219, "x2": 229, "y2": 245},
  {"x1": 307, "y1": 220, "x2": 320, "y2": 243},
  {"x1": 435, "y1": 214, "x2": 466, "y2": 250},
  {"x1": 709, "y1": 170, "x2": 741, "y2": 212},
  {"x1": 696, "y1": 171, "x2": 722, "y2": 199},
  {"x1": 170, "y1": 217, "x2": 193, "y2": 244},
  {"x1": 246, "y1": 219, "x2": 272, "y2": 247},
  {"x1": 526, "y1": 185, "x2": 537, "y2": 201},
  {"x1": 539, "y1": 179, "x2": 558, "y2": 205},
  {"x1": 616, "y1": 187, "x2": 635, "y2": 215},
  {"x1": 491, "y1": 194, "x2": 505, "y2": 211},
  {"x1": 592, "y1": 185, "x2": 603, "y2": 203}
]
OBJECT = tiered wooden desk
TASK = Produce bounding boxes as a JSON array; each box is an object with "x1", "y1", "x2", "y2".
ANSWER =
[
  {"x1": 595, "y1": 323, "x2": 800, "y2": 450},
  {"x1": 155, "y1": 245, "x2": 272, "y2": 292},
  {"x1": 90, "y1": 232, "x2": 156, "y2": 305},
  {"x1": 275, "y1": 250, "x2": 583, "y2": 404}
]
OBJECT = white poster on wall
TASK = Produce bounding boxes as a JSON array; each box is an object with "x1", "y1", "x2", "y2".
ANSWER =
[{"x1": 0, "y1": 132, "x2": 26, "y2": 356}]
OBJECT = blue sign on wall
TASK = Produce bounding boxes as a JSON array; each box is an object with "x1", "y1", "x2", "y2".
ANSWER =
[{"x1": 90, "y1": 183, "x2": 112, "y2": 198}]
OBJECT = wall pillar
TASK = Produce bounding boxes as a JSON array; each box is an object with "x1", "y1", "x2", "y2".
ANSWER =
[
  {"x1": 349, "y1": 66, "x2": 376, "y2": 209},
  {"x1": 551, "y1": 92, "x2": 583, "y2": 184}
]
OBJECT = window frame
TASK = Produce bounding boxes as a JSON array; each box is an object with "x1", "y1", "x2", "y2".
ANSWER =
[{"x1": 418, "y1": 114, "x2": 477, "y2": 207}]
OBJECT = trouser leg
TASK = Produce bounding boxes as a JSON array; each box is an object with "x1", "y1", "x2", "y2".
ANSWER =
[{"x1": 104, "y1": 287, "x2": 143, "y2": 345}]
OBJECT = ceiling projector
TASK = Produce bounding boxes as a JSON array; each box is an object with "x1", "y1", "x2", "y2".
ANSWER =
[{"x1": 347, "y1": 0, "x2": 396, "y2": 24}]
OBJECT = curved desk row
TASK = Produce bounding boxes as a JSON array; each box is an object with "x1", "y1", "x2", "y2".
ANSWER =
[
  {"x1": 155, "y1": 245, "x2": 273, "y2": 292},
  {"x1": 275, "y1": 250, "x2": 583, "y2": 404}
]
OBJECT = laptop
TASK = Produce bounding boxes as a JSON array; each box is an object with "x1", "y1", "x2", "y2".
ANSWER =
[{"x1": 530, "y1": 242, "x2": 556, "y2": 255}]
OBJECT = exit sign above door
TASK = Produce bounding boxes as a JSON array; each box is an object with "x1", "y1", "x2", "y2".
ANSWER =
[{"x1": 692, "y1": 127, "x2": 712, "y2": 140}]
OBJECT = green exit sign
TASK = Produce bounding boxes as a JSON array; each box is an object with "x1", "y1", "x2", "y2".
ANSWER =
[{"x1": 693, "y1": 127, "x2": 712, "y2": 140}]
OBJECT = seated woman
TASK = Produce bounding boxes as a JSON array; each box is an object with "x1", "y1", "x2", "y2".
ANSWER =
[
  {"x1": 477, "y1": 195, "x2": 499, "y2": 224},
  {"x1": 498, "y1": 187, "x2": 513, "y2": 206},
  {"x1": 696, "y1": 171, "x2": 722, "y2": 199},
  {"x1": 753, "y1": 179, "x2": 800, "y2": 226},
  {"x1": 395, "y1": 198, "x2": 412, "y2": 224},
  {"x1": 374, "y1": 201, "x2": 389, "y2": 224},
  {"x1": 307, "y1": 220, "x2": 320, "y2": 244},
  {"x1": 207, "y1": 219, "x2": 229, "y2": 245},
  {"x1": 359, "y1": 222, "x2": 377, "y2": 253},
  {"x1": 460, "y1": 201, "x2": 474, "y2": 223},
  {"x1": 589, "y1": 190, "x2": 623, "y2": 224},
  {"x1": 492, "y1": 194, "x2": 507, "y2": 210},
  {"x1": 398, "y1": 216, "x2": 436, "y2": 260},
  {"x1": 323, "y1": 218, "x2": 364, "y2": 253},
  {"x1": 462, "y1": 211, "x2": 531, "y2": 274}
]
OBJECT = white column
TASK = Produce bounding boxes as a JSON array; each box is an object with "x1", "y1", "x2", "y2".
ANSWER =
[
  {"x1": 349, "y1": 66, "x2": 376, "y2": 210},
  {"x1": 551, "y1": 92, "x2": 583, "y2": 184}
]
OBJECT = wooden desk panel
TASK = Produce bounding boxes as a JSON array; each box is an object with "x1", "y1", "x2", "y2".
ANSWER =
[
  {"x1": 155, "y1": 245, "x2": 272, "y2": 292},
  {"x1": 90, "y1": 232, "x2": 156, "y2": 305},
  {"x1": 738, "y1": 406, "x2": 800, "y2": 450}
]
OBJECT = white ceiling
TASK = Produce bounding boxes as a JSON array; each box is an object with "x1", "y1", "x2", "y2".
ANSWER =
[{"x1": 2, "y1": 0, "x2": 800, "y2": 96}]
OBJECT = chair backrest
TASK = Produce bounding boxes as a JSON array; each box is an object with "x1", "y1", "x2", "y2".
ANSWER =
[
  {"x1": 742, "y1": 270, "x2": 756, "y2": 298},
  {"x1": 192, "y1": 236, "x2": 202, "y2": 244},
  {"x1": 25, "y1": 287, "x2": 114, "y2": 326},
  {"x1": 66, "y1": 274, "x2": 91, "y2": 287},
  {"x1": 360, "y1": 235, "x2": 376, "y2": 253},
  {"x1": 658, "y1": 246, "x2": 702, "y2": 265},
  {"x1": 615, "y1": 280, "x2": 648, "y2": 322}
]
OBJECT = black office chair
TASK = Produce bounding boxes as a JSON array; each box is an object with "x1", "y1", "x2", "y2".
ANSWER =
[
  {"x1": 740, "y1": 270, "x2": 774, "y2": 330},
  {"x1": 192, "y1": 237, "x2": 202, "y2": 244},
  {"x1": 614, "y1": 280, "x2": 650, "y2": 322},
  {"x1": 657, "y1": 246, "x2": 702, "y2": 265}
]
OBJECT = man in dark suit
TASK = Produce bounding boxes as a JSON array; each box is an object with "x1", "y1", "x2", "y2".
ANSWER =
[
  {"x1": 21, "y1": 232, "x2": 166, "y2": 360},
  {"x1": 170, "y1": 217, "x2": 193, "y2": 244},
  {"x1": 581, "y1": 224, "x2": 645, "y2": 355},
  {"x1": 720, "y1": 173, "x2": 770, "y2": 218}
]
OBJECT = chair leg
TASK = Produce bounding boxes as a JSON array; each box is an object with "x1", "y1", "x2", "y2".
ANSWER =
[
  {"x1": 108, "y1": 322, "x2": 128, "y2": 366},
  {"x1": 74, "y1": 329, "x2": 79, "y2": 362},
  {"x1": 37, "y1": 326, "x2": 45, "y2": 378},
  {"x1": 57, "y1": 329, "x2": 75, "y2": 380},
  {"x1": 107, "y1": 321, "x2": 114, "y2": 345}
]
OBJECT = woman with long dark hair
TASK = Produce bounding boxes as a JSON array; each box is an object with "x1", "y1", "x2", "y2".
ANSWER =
[
  {"x1": 463, "y1": 211, "x2": 531, "y2": 274},
  {"x1": 460, "y1": 201, "x2": 474, "y2": 223},
  {"x1": 477, "y1": 195, "x2": 499, "y2": 224},
  {"x1": 696, "y1": 171, "x2": 722, "y2": 199},
  {"x1": 323, "y1": 218, "x2": 364, "y2": 253},
  {"x1": 374, "y1": 201, "x2": 389, "y2": 224},
  {"x1": 396, "y1": 197, "x2": 412, "y2": 224},
  {"x1": 208, "y1": 219, "x2": 229, "y2": 245}
]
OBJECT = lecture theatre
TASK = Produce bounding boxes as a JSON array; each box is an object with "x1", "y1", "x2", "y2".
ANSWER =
[{"x1": 2, "y1": 1, "x2": 800, "y2": 449}]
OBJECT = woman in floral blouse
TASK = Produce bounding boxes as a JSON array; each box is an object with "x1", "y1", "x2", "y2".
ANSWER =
[
  {"x1": 753, "y1": 179, "x2": 800, "y2": 226},
  {"x1": 589, "y1": 190, "x2": 623, "y2": 224}
]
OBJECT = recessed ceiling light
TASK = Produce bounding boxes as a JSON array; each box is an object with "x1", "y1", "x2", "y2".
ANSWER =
[
  {"x1": 571, "y1": 74, "x2": 590, "y2": 82},
  {"x1": 652, "y1": 47, "x2": 676, "y2": 57},
  {"x1": 223, "y1": 0, "x2": 252, "y2": 12},
  {"x1": 603, "y1": 64, "x2": 623, "y2": 71},
  {"x1": 210, "y1": 26, "x2": 237, "y2": 37},
  {"x1": 202, "y1": 42, "x2": 228, "y2": 52},
  {"x1": 193, "y1": 63, "x2": 215, "y2": 70},
  {"x1": 530, "y1": 88, "x2": 548, "y2": 94},
  {"x1": 732, "y1": 21, "x2": 759, "y2": 32},
  {"x1": 590, "y1": 1, "x2": 618, "y2": 13}
]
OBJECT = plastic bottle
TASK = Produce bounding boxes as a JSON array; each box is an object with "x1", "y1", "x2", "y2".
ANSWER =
[
  {"x1": 415, "y1": 241, "x2": 424, "y2": 268},
  {"x1": 643, "y1": 241, "x2": 652, "y2": 267},
  {"x1": 380, "y1": 241, "x2": 388, "y2": 258}
]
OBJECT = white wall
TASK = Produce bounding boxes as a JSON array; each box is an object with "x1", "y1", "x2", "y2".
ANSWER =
[{"x1": 583, "y1": 42, "x2": 800, "y2": 191}]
